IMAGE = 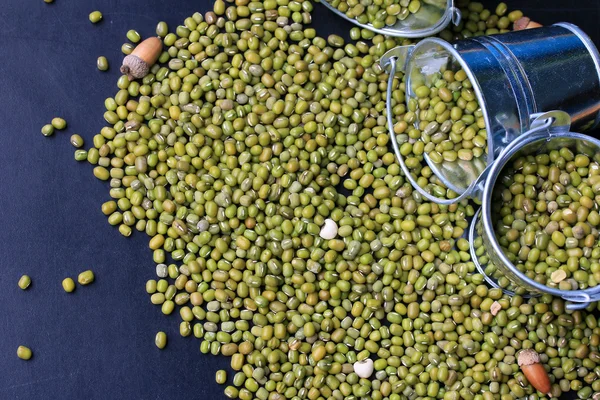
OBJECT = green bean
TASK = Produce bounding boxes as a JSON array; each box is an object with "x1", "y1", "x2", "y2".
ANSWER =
[
  {"x1": 97, "y1": 56, "x2": 109, "y2": 71},
  {"x1": 18, "y1": 275, "x2": 31, "y2": 290},
  {"x1": 89, "y1": 11, "x2": 103, "y2": 24},
  {"x1": 62, "y1": 278, "x2": 76, "y2": 293},
  {"x1": 41, "y1": 124, "x2": 54, "y2": 137},
  {"x1": 70, "y1": 134, "x2": 84, "y2": 148},
  {"x1": 17, "y1": 346, "x2": 32, "y2": 360},
  {"x1": 51, "y1": 117, "x2": 67, "y2": 130},
  {"x1": 156, "y1": 21, "x2": 169, "y2": 37},
  {"x1": 216, "y1": 370, "x2": 227, "y2": 385},
  {"x1": 155, "y1": 331, "x2": 167, "y2": 349},
  {"x1": 93, "y1": 166, "x2": 109, "y2": 181},
  {"x1": 77, "y1": 270, "x2": 95, "y2": 285},
  {"x1": 121, "y1": 43, "x2": 135, "y2": 55},
  {"x1": 126, "y1": 30, "x2": 141, "y2": 43}
]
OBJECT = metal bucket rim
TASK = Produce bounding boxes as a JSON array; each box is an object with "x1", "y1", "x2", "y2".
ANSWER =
[
  {"x1": 554, "y1": 22, "x2": 600, "y2": 130},
  {"x1": 406, "y1": 37, "x2": 494, "y2": 194},
  {"x1": 469, "y1": 208, "x2": 516, "y2": 293},
  {"x1": 320, "y1": 0, "x2": 458, "y2": 38},
  {"x1": 481, "y1": 129, "x2": 600, "y2": 299}
]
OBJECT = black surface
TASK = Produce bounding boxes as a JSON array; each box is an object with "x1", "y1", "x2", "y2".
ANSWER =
[{"x1": 0, "y1": 1, "x2": 599, "y2": 399}]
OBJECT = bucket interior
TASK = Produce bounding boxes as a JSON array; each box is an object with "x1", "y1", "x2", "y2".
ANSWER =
[
  {"x1": 478, "y1": 132, "x2": 600, "y2": 297},
  {"x1": 383, "y1": 0, "x2": 451, "y2": 33},
  {"x1": 323, "y1": 0, "x2": 453, "y2": 37},
  {"x1": 404, "y1": 39, "x2": 491, "y2": 196}
]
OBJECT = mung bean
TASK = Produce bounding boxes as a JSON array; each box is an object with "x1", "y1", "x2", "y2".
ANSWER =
[
  {"x1": 155, "y1": 331, "x2": 167, "y2": 349},
  {"x1": 97, "y1": 56, "x2": 109, "y2": 71},
  {"x1": 62, "y1": 277, "x2": 76, "y2": 293},
  {"x1": 41, "y1": 124, "x2": 54, "y2": 137},
  {"x1": 18, "y1": 275, "x2": 31, "y2": 290},
  {"x1": 89, "y1": 11, "x2": 103, "y2": 24},
  {"x1": 51, "y1": 117, "x2": 67, "y2": 130},
  {"x1": 126, "y1": 29, "x2": 141, "y2": 43},
  {"x1": 216, "y1": 370, "x2": 227, "y2": 384},
  {"x1": 77, "y1": 270, "x2": 95, "y2": 285},
  {"x1": 70, "y1": 134, "x2": 84, "y2": 148},
  {"x1": 17, "y1": 346, "x2": 32, "y2": 360}
]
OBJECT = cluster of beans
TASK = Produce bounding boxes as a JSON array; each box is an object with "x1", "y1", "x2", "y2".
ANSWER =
[
  {"x1": 439, "y1": 1, "x2": 524, "y2": 42},
  {"x1": 412, "y1": 70, "x2": 487, "y2": 163},
  {"x1": 66, "y1": 0, "x2": 600, "y2": 399},
  {"x1": 327, "y1": 0, "x2": 422, "y2": 29},
  {"x1": 486, "y1": 149, "x2": 600, "y2": 291}
]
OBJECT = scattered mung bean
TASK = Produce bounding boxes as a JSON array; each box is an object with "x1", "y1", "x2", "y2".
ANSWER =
[
  {"x1": 155, "y1": 331, "x2": 167, "y2": 349},
  {"x1": 70, "y1": 134, "x2": 84, "y2": 148},
  {"x1": 51, "y1": 117, "x2": 67, "y2": 130},
  {"x1": 89, "y1": 11, "x2": 103, "y2": 24},
  {"x1": 216, "y1": 370, "x2": 227, "y2": 384},
  {"x1": 41, "y1": 124, "x2": 54, "y2": 137},
  {"x1": 62, "y1": 277, "x2": 76, "y2": 293},
  {"x1": 97, "y1": 56, "x2": 109, "y2": 71},
  {"x1": 126, "y1": 30, "x2": 141, "y2": 43},
  {"x1": 17, "y1": 346, "x2": 32, "y2": 360},
  {"x1": 18, "y1": 275, "x2": 31, "y2": 290},
  {"x1": 77, "y1": 270, "x2": 95, "y2": 285}
]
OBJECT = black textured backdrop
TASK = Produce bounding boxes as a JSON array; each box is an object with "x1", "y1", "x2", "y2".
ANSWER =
[{"x1": 0, "y1": 1, "x2": 598, "y2": 399}]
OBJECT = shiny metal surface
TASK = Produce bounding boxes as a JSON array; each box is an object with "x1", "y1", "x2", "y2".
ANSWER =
[
  {"x1": 556, "y1": 23, "x2": 600, "y2": 129},
  {"x1": 383, "y1": 23, "x2": 600, "y2": 203},
  {"x1": 319, "y1": 0, "x2": 460, "y2": 38},
  {"x1": 380, "y1": 45, "x2": 414, "y2": 74},
  {"x1": 472, "y1": 117, "x2": 600, "y2": 309},
  {"x1": 481, "y1": 23, "x2": 600, "y2": 132}
]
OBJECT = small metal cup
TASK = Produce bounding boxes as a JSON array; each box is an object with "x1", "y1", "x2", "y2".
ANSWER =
[
  {"x1": 320, "y1": 0, "x2": 461, "y2": 38},
  {"x1": 381, "y1": 23, "x2": 600, "y2": 204},
  {"x1": 469, "y1": 111, "x2": 600, "y2": 310}
]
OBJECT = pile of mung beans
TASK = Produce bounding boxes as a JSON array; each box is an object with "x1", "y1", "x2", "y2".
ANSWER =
[
  {"x1": 49, "y1": 0, "x2": 600, "y2": 399},
  {"x1": 488, "y1": 149, "x2": 600, "y2": 291}
]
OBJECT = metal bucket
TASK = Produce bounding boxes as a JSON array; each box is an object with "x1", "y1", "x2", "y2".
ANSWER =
[
  {"x1": 320, "y1": 0, "x2": 461, "y2": 38},
  {"x1": 469, "y1": 111, "x2": 600, "y2": 310},
  {"x1": 381, "y1": 23, "x2": 600, "y2": 204}
]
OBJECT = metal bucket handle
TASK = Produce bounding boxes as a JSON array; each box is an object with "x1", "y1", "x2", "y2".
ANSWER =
[
  {"x1": 480, "y1": 110, "x2": 600, "y2": 310},
  {"x1": 383, "y1": 49, "x2": 489, "y2": 205}
]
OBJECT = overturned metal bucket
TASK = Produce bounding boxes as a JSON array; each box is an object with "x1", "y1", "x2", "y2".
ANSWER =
[
  {"x1": 381, "y1": 22, "x2": 600, "y2": 204},
  {"x1": 469, "y1": 111, "x2": 600, "y2": 310}
]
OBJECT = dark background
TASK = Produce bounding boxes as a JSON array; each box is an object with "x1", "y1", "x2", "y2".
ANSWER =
[{"x1": 0, "y1": 1, "x2": 599, "y2": 399}]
